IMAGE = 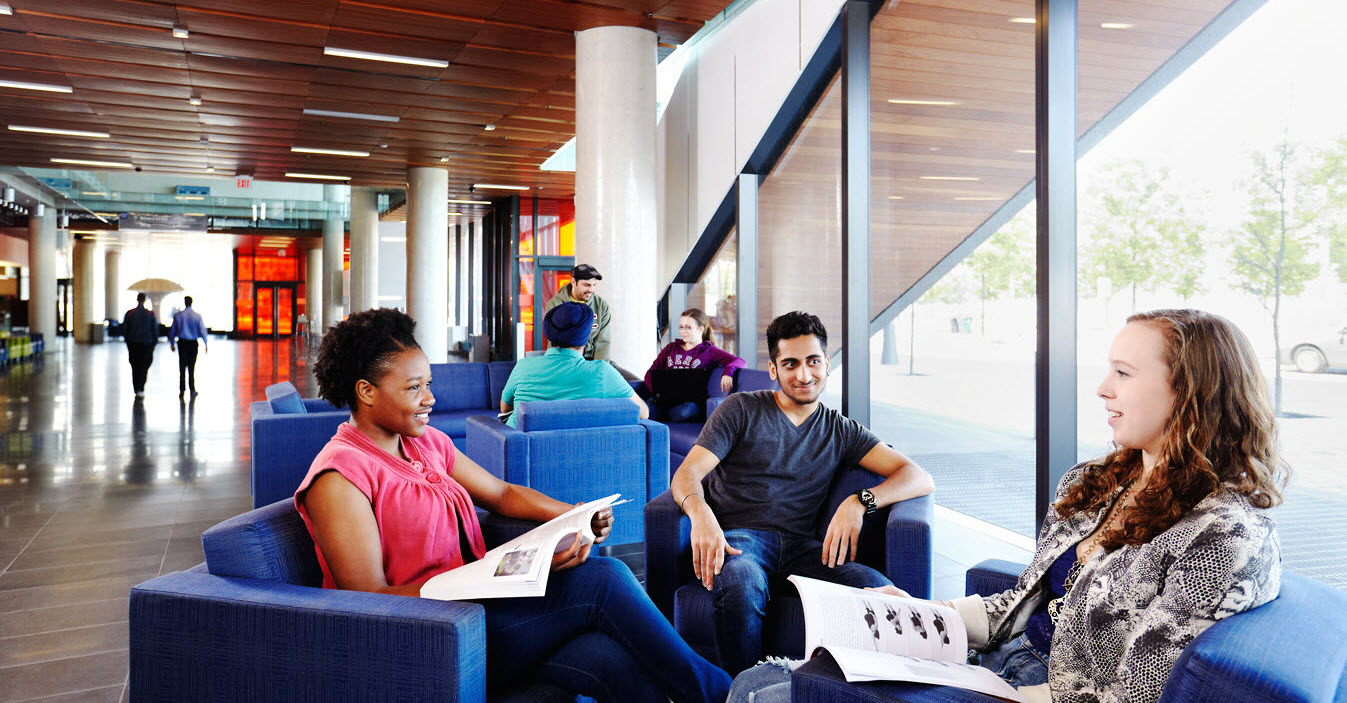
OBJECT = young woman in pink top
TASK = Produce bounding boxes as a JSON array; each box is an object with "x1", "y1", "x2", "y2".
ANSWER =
[{"x1": 295, "y1": 308, "x2": 730, "y2": 703}]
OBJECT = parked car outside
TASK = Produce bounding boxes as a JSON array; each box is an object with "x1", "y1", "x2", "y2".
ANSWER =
[{"x1": 1283, "y1": 325, "x2": 1347, "y2": 373}]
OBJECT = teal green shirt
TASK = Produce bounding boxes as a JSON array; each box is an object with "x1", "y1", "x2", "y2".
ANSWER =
[{"x1": 500, "y1": 347, "x2": 635, "y2": 427}]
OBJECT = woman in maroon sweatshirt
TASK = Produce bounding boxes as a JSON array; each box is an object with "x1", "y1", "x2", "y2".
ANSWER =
[{"x1": 644, "y1": 308, "x2": 746, "y2": 422}]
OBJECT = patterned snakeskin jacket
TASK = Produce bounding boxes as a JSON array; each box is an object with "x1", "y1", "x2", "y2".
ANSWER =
[{"x1": 952, "y1": 462, "x2": 1281, "y2": 703}]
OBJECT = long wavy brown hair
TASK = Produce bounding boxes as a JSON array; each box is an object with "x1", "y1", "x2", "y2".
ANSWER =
[{"x1": 1056, "y1": 309, "x2": 1290, "y2": 549}]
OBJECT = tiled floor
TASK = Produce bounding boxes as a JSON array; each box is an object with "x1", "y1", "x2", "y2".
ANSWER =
[{"x1": 0, "y1": 337, "x2": 1017, "y2": 702}]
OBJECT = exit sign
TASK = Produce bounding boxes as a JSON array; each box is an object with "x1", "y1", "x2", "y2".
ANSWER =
[{"x1": 237, "y1": 176, "x2": 252, "y2": 189}]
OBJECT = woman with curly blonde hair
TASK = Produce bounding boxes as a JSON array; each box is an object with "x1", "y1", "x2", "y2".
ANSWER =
[{"x1": 730, "y1": 309, "x2": 1289, "y2": 703}]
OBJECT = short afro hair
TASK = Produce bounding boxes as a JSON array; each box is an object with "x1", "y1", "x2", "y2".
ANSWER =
[
  {"x1": 766, "y1": 310, "x2": 828, "y2": 363},
  {"x1": 313, "y1": 308, "x2": 421, "y2": 409}
]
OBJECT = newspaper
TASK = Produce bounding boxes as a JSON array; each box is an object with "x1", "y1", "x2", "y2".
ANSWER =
[
  {"x1": 420, "y1": 494, "x2": 626, "y2": 601},
  {"x1": 789, "y1": 575, "x2": 1026, "y2": 703}
]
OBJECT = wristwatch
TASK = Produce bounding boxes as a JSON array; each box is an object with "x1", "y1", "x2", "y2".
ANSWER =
[{"x1": 854, "y1": 488, "x2": 878, "y2": 514}]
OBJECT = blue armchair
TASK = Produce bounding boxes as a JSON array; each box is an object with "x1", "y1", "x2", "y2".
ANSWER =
[
  {"x1": 791, "y1": 560, "x2": 1347, "y2": 703},
  {"x1": 643, "y1": 466, "x2": 933, "y2": 662},
  {"x1": 465, "y1": 398, "x2": 670, "y2": 547},
  {"x1": 249, "y1": 381, "x2": 345, "y2": 508},
  {"x1": 129, "y1": 499, "x2": 582, "y2": 703}
]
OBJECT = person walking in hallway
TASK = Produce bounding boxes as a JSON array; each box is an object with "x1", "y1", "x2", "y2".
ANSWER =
[
  {"x1": 123, "y1": 292, "x2": 158, "y2": 398},
  {"x1": 169, "y1": 295, "x2": 208, "y2": 398}
]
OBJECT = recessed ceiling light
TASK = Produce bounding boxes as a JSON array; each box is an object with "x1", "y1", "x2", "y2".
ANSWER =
[
  {"x1": 188, "y1": 96, "x2": 202, "y2": 106},
  {"x1": 440, "y1": 157, "x2": 450, "y2": 162},
  {"x1": 323, "y1": 47, "x2": 449, "y2": 68},
  {"x1": 473, "y1": 184, "x2": 529, "y2": 191},
  {"x1": 285, "y1": 172, "x2": 351, "y2": 181},
  {"x1": 82, "y1": 191, "x2": 107, "y2": 196},
  {"x1": 1009, "y1": 17, "x2": 1035, "y2": 24},
  {"x1": 51, "y1": 158, "x2": 134, "y2": 168},
  {"x1": 447, "y1": 211, "x2": 463, "y2": 216},
  {"x1": 303, "y1": 108, "x2": 400, "y2": 123},
  {"x1": 484, "y1": 124, "x2": 497, "y2": 131},
  {"x1": 290, "y1": 146, "x2": 370, "y2": 157},
  {"x1": 206, "y1": 166, "x2": 215, "y2": 173},
  {"x1": 919, "y1": 176, "x2": 980, "y2": 181},
  {"x1": 0, "y1": 5, "x2": 11, "y2": 15},
  {"x1": 888, "y1": 196, "x2": 904, "y2": 200},
  {"x1": 887, "y1": 99, "x2": 959, "y2": 106},
  {"x1": 1100, "y1": 22, "x2": 1134, "y2": 29},
  {"x1": 1015, "y1": 149, "x2": 1036, "y2": 154},
  {"x1": 10, "y1": 125, "x2": 110, "y2": 138},
  {"x1": 954, "y1": 197, "x2": 1003, "y2": 201},
  {"x1": 447, "y1": 199, "x2": 491, "y2": 205},
  {"x1": 0, "y1": 79, "x2": 72, "y2": 93},
  {"x1": 172, "y1": 27, "x2": 189, "y2": 39},
  {"x1": 175, "y1": 195, "x2": 205, "y2": 201}
]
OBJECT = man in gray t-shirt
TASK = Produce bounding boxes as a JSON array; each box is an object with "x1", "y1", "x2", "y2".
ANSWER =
[{"x1": 670, "y1": 311, "x2": 934, "y2": 675}]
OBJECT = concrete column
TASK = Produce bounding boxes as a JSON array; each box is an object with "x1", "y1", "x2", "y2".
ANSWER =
[
  {"x1": 306, "y1": 247, "x2": 322, "y2": 330},
  {"x1": 407, "y1": 166, "x2": 449, "y2": 362},
  {"x1": 104, "y1": 248, "x2": 121, "y2": 321},
  {"x1": 71, "y1": 238, "x2": 97, "y2": 342},
  {"x1": 575, "y1": 26, "x2": 658, "y2": 373},
  {"x1": 27, "y1": 210, "x2": 56, "y2": 345},
  {"x1": 321, "y1": 184, "x2": 347, "y2": 332},
  {"x1": 349, "y1": 186, "x2": 379, "y2": 314}
]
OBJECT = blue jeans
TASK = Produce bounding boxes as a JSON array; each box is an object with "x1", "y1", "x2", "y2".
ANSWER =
[
  {"x1": 667, "y1": 401, "x2": 702, "y2": 422},
  {"x1": 972, "y1": 634, "x2": 1049, "y2": 687},
  {"x1": 483, "y1": 556, "x2": 730, "y2": 703},
  {"x1": 714, "y1": 528, "x2": 892, "y2": 675}
]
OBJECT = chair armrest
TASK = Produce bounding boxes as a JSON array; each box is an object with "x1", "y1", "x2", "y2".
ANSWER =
[
  {"x1": 884, "y1": 494, "x2": 934, "y2": 600},
  {"x1": 706, "y1": 397, "x2": 726, "y2": 416},
  {"x1": 130, "y1": 571, "x2": 486, "y2": 702},
  {"x1": 465, "y1": 415, "x2": 528, "y2": 483},
  {"x1": 639, "y1": 420, "x2": 672, "y2": 501},
  {"x1": 965, "y1": 559, "x2": 1026, "y2": 597},
  {"x1": 301, "y1": 398, "x2": 341, "y2": 413},
  {"x1": 643, "y1": 489, "x2": 691, "y2": 621},
  {"x1": 479, "y1": 511, "x2": 541, "y2": 549}
]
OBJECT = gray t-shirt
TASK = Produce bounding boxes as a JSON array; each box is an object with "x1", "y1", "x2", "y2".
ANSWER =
[{"x1": 696, "y1": 390, "x2": 881, "y2": 538}]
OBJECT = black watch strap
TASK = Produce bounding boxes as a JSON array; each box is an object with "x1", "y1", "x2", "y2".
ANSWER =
[{"x1": 855, "y1": 488, "x2": 878, "y2": 514}]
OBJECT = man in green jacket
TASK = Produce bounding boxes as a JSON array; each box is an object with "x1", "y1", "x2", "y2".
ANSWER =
[{"x1": 543, "y1": 264, "x2": 611, "y2": 362}]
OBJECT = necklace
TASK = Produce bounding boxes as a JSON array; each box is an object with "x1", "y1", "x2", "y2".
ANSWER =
[{"x1": 1047, "y1": 480, "x2": 1139, "y2": 620}]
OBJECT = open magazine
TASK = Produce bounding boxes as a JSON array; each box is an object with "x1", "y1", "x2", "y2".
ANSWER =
[
  {"x1": 790, "y1": 575, "x2": 1026, "y2": 703},
  {"x1": 420, "y1": 494, "x2": 627, "y2": 601}
]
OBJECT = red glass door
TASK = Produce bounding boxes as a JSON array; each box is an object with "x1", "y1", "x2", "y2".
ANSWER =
[{"x1": 255, "y1": 287, "x2": 274, "y2": 336}]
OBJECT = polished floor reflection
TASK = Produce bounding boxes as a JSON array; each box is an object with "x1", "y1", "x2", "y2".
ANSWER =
[{"x1": 0, "y1": 337, "x2": 319, "y2": 703}]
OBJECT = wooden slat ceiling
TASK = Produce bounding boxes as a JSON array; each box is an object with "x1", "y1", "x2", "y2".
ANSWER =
[
  {"x1": 0, "y1": 0, "x2": 729, "y2": 198},
  {"x1": 748, "y1": 0, "x2": 1237, "y2": 357}
]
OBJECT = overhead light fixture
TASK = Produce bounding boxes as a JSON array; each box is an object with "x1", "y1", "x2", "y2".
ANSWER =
[
  {"x1": 322, "y1": 47, "x2": 449, "y2": 68},
  {"x1": 1009, "y1": 17, "x2": 1035, "y2": 24},
  {"x1": 473, "y1": 184, "x2": 529, "y2": 191},
  {"x1": 0, "y1": 5, "x2": 11, "y2": 15},
  {"x1": 183, "y1": 212, "x2": 206, "y2": 217},
  {"x1": 51, "y1": 158, "x2": 134, "y2": 168},
  {"x1": 887, "y1": 99, "x2": 959, "y2": 106},
  {"x1": 9, "y1": 125, "x2": 110, "y2": 138},
  {"x1": 206, "y1": 166, "x2": 215, "y2": 173},
  {"x1": 36, "y1": 203, "x2": 44, "y2": 217},
  {"x1": 285, "y1": 172, "x2": 351, "y2": 181},
  {"x1": 188, "y1": 95, "x2": 202, "y2": 106},
  {"x1": 290, "y1": 146, "x2": 370, "y2": 157},
  {"x1": 954, "y1": 197, "x2": 1003, "y2": 201},
  {"x1": 447, "y1": 199, "x2": 491, "y2": 205},
  {"x1": 887, "y1": 196, "x2": 904, "y2": 200},
  {"x1": 303, "y1": 108, "x2": 399, "y2": 123},
  {"x1": 1101, "y1": 22, "x2": 1134, "y2": 29},
  {"x1": 92, "y1": 212, "x2": 120, "y2": 217},
  {"x1": 172, "y1": 27, "x2": 189, "y2": 39},
  {"x1": 484, "y1": 124, "x2": 497, "y2": 131},
  {"x1": 82, "y1": 191, "x2": 107, "y2": 196},
  {"x1": 1, "y1": 187, "x2": 12, "y2": 204},
  {"x1": 447, "y1": 211, "x2": 463, "y2": 216},
  {"x1": 1015, "y1": 149, "x2": 1036, "y2": 154},
  {"x1": 0, "y1": 79, "x2": 73, "y2": 93},
  {"x1": 440, "y1": 156, "x2": 450, "y2": 162},
  {"x1": 175, "y1": 195, "x2": 205, "y2": 201},
  {"x1": 919, "y1": 176, "x2": 980, "y2": 181}
]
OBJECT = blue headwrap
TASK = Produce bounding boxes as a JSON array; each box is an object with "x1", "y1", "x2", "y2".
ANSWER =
[{"x1": 543, "y1": 302, "x2": 595, "y2": 348}]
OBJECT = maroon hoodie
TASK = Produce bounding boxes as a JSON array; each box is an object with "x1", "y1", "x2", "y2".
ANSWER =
[{"x1": 643, "y1": 340, "x2": 746, "y2": 392}]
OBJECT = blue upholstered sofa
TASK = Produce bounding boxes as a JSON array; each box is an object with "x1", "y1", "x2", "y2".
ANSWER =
[
  {"x1": 466, "y1": 398, "x2": 670, "y2": 546},
  {"x1": 792, "y1": 560, "x2": 1347, "y2": 703},
  {"x1": 643, "y1": 466, "x2": 933, "y2": 662},
  {"x1": 129, "y1": 499, "x2": 582, "y2": 703},
  {"x1": 248, "y1": 361, "x2": 516, "y2": 508}
]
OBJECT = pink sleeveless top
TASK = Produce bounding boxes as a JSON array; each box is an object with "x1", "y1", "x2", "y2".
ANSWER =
[{"x1": 294, "y1": 423, "x2": 487, "y2": 589}]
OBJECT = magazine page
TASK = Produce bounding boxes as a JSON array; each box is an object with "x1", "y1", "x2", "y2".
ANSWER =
[
  {"x1": 818, "y1": 647, "x2": 1027, "y2": 703},
  {"x1": 420, "y1": 494, "x2": 624, "y2": 601},
  {"x1": 789, "y1": 575, "x2": 967, "y2": 663}
]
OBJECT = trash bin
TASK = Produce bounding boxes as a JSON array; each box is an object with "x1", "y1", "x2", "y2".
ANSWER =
[{"x1": 87, "y1": 322, "x2": 105, "y2": 344}]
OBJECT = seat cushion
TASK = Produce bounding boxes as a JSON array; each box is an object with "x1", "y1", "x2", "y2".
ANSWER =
[
  {"x1": 516, "y1": 398, "x2": 639, "y2": 431},
  {"x1": 427, "y1": 408, "x2": 492, "y2": 439},
  {"x1": 667, "y1": 422, "x2": 705, "y2": 456},
  {"x1": 428, "y1": 362, "x2": 491, "y2": 410},
  {"x1": 265, "y1": 381, "x2": 306, "y2": 415}
]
